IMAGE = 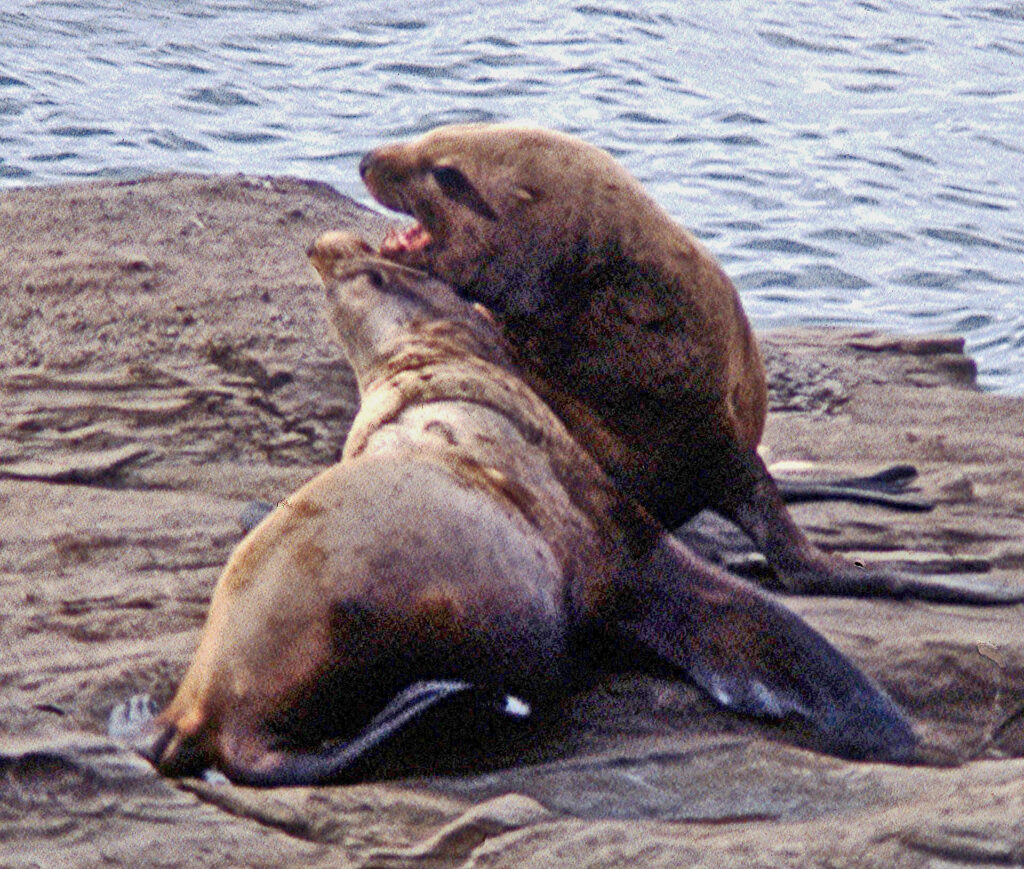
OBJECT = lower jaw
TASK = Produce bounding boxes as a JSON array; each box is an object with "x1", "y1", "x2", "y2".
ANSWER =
[{"x1": 380, "y1": 220, "x2": 434, "y2": 263}]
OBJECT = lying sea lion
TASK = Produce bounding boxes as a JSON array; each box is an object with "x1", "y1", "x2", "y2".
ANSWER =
[
  {"x1": 108, "y1": 233, "x2": 915, "y2": 785},
  {"x1": 360, "y1": 123, "x2": 1020, "y2": 605}
]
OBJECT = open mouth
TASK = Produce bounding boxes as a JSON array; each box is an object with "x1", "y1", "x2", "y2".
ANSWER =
[{"x1": 380, "y1": 222, "x2": 432, "y2": 257}]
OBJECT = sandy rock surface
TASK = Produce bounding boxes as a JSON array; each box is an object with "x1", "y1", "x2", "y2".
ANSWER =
[{"x1": 1, "y1": 175, "x2": 1022, "y2": 867}]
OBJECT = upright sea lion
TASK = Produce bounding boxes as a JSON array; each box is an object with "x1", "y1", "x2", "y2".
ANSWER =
[
  {"x1": 109, "y1": 233, "x2": 915, "y2": 785},
  {"x1": 360, "y1": 123, "x2": 1021, "y2": 604}
]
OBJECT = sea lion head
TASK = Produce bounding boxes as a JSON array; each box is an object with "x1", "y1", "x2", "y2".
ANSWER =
[
  {"x1": 360, "y1": 123, "x2": 661, "y2": 318},
  {"x1": 307, "y1": 230, "x2": 501, "y2": 379}
]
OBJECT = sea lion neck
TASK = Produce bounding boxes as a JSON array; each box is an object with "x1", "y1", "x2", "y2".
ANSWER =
[
  {"x1": 311, "y1": 234, "x2": 513, "y2": 394},
  {"x1": 495, "y1": 241, "x2": 653, "y2": 367},
  {"x1": 355, "y1": 319, "x2": 518, "y2": 397}
]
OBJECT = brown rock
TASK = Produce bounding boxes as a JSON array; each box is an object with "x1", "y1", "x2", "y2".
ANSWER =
[{"x1": 1, "y1": 175, "x2": 1022, "y2": 867}]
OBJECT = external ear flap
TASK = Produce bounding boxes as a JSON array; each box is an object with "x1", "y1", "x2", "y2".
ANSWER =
[{"x1": 431, "y1": 165, "x2": 498, "y2": 220}]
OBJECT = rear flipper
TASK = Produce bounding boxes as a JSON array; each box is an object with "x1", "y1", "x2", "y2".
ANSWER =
[
  {"x1": 219, "y1": 680, "x2": 531, "y2": 787},
  {"x1": 622, "y1": 535, "x2": 918, "y2": 762},
  {"x1": 721, "y1": 447, "x2": 1024, "y2": 604},
  {"x1": 775, "y1": 464, "x2": 933, "y2": 511},
  {"x1": 111, "y1": 681, "x2": 530, "y2": 787}
]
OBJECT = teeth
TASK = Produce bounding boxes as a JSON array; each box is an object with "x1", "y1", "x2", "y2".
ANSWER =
[{"x1": 381, "y1": 222, "x2": 432, "y2": 255}]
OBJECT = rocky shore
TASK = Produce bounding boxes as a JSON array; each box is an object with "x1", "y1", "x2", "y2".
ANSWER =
[{"x1": 1, "y1": 175, "x2": 1022, "y2": 867}]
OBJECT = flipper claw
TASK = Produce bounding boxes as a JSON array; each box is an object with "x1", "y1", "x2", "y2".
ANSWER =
[{"x1": 107, "y1": 693, "x2": 159, "y2": 744}]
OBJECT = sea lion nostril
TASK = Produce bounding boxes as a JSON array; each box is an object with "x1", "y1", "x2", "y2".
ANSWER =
[{"x1": 358, "y1": 152, "x2": 373, "y2": 179}]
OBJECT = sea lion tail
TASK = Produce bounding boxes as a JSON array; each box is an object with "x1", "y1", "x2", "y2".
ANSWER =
[{"x1": 622, "y1": 536, "x2": 918, "y2": 762}]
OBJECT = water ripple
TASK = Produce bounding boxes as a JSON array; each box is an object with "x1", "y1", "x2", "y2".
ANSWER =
[
  {"x1": 185, "y1": 86, "x2": 259, "y2": 108},
  {"x1": 1, "y1": 0, "x2": 1021, "y2": 391}
]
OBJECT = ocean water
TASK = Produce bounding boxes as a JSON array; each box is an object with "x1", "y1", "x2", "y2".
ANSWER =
[{"x1": 2, "y1": 0, "x2": 1022, "y2": 391}]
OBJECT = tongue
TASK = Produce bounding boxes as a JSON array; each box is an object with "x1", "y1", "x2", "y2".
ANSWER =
[{"x1": 381, "y1": 222, "x2": 432, "y2": 256}]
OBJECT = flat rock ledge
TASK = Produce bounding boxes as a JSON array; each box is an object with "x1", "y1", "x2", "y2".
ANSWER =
[{"x1": 1, "y1": 175, "x2": 1022, "y2": 868}]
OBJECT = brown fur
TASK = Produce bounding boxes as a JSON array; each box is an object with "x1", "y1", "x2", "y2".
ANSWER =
[
  {"x1": 111, "y1": 233, "x2": 919, "y2": 783},
  {"x1": 137, "y1": 233, "x2": 654, "y2": 781},
  {"x1": 361, "y1": 125, "x2": 766, "y2": 526},
  {"x1": 360, "y1": 123, "x2": 1021, "y2": 603}
]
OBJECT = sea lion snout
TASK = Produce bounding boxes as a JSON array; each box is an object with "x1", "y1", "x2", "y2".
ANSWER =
[
  {"x1": 307, "y1": 231, "x2": 374, "y2": 282},
  {"x1": 358, "y1": 146, "x2": 409, "y2": 214},
  {"x1": 358, "y1": 151, "x2": 373, "y2": 180},
  {"x1": 310, "y1": 234, "x2": 496, "y2": 378}
]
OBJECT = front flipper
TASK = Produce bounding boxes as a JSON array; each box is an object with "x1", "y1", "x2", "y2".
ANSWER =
[
  {"x1": 238, "y1": 500, "x2": 276, "y2": 534},
  {"x1": 220, "y1": 680, "x2": 530, "y2": 787},
  {"x1": 776, "y1": 464, "x2": 933, "y2": 512},
  {"x1": 108, "y1": 694, "x2": 228, "y2": 783},
  {"x1": 622, "y1": 535, "x2": 918, "y2": 762}
]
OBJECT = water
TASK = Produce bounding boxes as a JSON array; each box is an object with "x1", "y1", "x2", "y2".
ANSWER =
[{"x1": 2, "y1": 0, "x2": 1022, "y2": 392}]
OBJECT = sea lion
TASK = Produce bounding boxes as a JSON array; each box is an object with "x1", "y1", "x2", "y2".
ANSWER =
[
  {"x1": 108, "y1": 233, "x2": 915, "y2": 785},
  {"x1": 360, "y1": 123, "x2": 1021, "y2": 605}
]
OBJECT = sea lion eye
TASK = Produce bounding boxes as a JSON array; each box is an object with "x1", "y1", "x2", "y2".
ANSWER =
[
  {"x1": 430, "y1": 165, "x2": 498, "y2": 220},
  {"x1": 364, "y1": 268, "x2": 385, "y2": 289},
  {"x1": 431, "y1": 165, "x2": 468, "y2": 192}
]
